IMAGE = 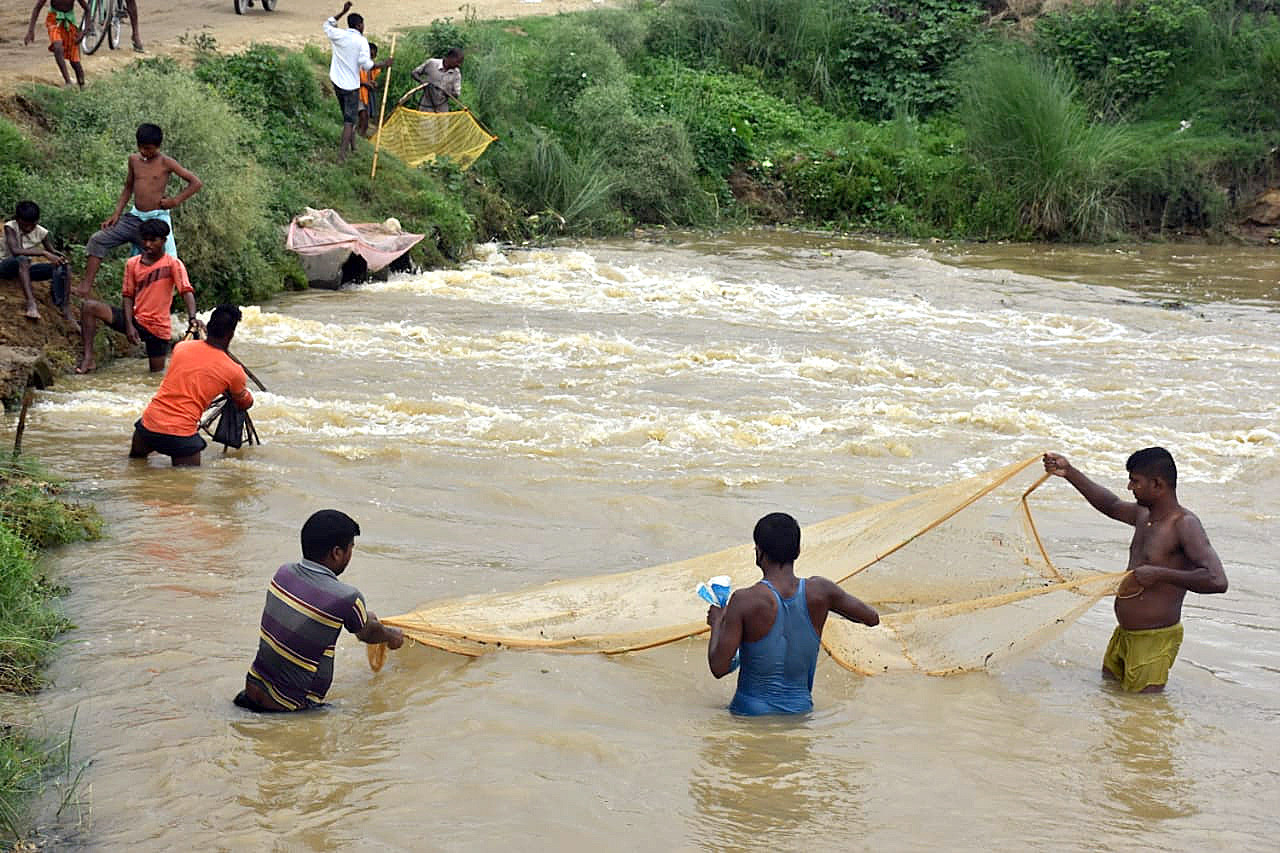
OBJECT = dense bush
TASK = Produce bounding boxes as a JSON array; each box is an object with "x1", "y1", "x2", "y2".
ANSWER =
[
  {"x1": 529, "y1": 24, "x2": 629, "y2": 113},
  {"x1": 834, "y1": 0, "x2": 985, "y2": 118},
  {"x1": 631, "y1": 62, "x2": 838, "y2": 176},
  {"x1": 1036, "y1": 0, "x2": 1215, "y2": 115},
  {"x1": 645, "y1": 0, "x2": 984, "y2": 116},
  {"x1": 8, "y1": 63, "x2": 280, "y2": 305},
  {"x1": 956, "y1": 48, "x2": 1139, "y2": 239}
]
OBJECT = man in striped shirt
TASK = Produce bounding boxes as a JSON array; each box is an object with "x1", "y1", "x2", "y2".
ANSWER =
[{"x1": 235, "y1": 510, "x2": 404, "y2": 712}]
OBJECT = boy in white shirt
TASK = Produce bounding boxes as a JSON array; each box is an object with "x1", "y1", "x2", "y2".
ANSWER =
[{"x1": 1, "y1": 200, "x2": 71, "y2": 323}]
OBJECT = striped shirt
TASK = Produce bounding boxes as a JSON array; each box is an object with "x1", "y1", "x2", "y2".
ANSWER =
[{"x1": 245, "y1": 559, "x2": 368, "y2": 710}]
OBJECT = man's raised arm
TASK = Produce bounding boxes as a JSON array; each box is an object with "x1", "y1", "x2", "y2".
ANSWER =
[
  {"x1": 324, "y1": 1, "x2": 352, "y2": 34},
  {"x1": 1044, "y1": 452, "x2": 1139, "y2": 525}
]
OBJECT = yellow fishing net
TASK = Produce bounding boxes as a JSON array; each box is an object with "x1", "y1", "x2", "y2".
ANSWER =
[
  {"x1": 371, "y1": 456, "x2": 1123, "y2": 675},
  {"x1": 374, "y1": 106, "x2": 497, "y2": 170}
]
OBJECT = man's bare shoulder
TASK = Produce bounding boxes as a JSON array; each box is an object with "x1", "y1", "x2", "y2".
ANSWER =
[
  {"x1": 730, "y1": 581, "x2": 770, "y2": 607},
  {"x1": 1173, "y1": 507, "x2": 1208, "y2": 535},
  {"x1": 804, "y1": 575, "x2": 840, "y2": 595}
]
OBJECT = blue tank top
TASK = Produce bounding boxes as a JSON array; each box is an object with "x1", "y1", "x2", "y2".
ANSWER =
[{"x1": 729, "y1": 578, "x2": 821, "y2": 715}]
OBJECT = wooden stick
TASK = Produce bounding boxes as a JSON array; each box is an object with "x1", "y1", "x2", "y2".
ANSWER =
[
  {"x1": 370, "y1": 33, "x2": 397, "y2": 179},
  {"x1": 12, "y1": 387, "x2": 34, "y2": 458},
  {"x1": 226, "y1": 350, "x2": 267, "y2": 392},
  {"x1": 397, "y1": 82, "x2": 426, "y2": 108}
]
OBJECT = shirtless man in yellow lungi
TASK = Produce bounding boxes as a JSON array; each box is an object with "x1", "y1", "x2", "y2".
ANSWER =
[{"x1": 1044, "y1": 448, "x2": 1228, "y2": 692}]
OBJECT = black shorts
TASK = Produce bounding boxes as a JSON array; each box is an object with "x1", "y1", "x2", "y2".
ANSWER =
[
  {"x1": 109, "y1": 306, "x2": 170, "y2": 358},
  {"x1": 133, "y1": 419, "x2": 206, "y2": 458},
  {"x1": 0, "y1": 258, "x2": 68, "y2": 306},
  {"x1": 333, "y1": 84, "x2": 361, "y2": 124}
]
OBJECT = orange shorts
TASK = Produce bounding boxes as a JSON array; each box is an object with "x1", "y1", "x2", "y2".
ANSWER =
[{"x1": 46, "y1": 13, "x2": 81, "y2": 64}]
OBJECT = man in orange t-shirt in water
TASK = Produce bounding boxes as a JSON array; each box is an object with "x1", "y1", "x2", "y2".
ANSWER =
[
  {"x1": 77, "y1": 217, "x2": 200, "y2": 374},
  {"x1": 131, "y1": 304, "x2": 253, "y2": 467}
]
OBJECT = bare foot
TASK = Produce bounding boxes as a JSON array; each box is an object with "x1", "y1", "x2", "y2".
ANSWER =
[
  {"x1": 75, "y1": 358, "x2": 96, "y2": 374},
  {"x1": 133, "y1": 41, "x2": 145, "y2": 52},
  {"x1": 63, "y1": 312, "x2": 81, "y2": 334},
  {"x1": 24, "y1": 305, "x2": 40, "y2": 320}
]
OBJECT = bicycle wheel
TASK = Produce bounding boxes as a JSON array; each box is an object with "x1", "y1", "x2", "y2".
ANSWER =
[
  {"x1": 107, "y1": 2, "x2": 121, "y2": 50},
  {"x1": 261, "y1": 0, "x2": 276, "y2": 11},
  {"x1": 233, "y1": 0, "x2": 246, "y2": 14},
  {"x1": 80, "y1": 0, "x2": 110, "y2": 55}
]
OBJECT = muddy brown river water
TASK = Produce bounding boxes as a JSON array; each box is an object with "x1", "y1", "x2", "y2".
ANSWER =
[{"x1": 9, "y1": 232, "x2": 1279, "y2": 850}]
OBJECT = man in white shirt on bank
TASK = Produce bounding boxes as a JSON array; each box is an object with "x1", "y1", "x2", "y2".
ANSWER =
[{"x1": 323, "y1": 2, "x2": 392, "y2": 162}]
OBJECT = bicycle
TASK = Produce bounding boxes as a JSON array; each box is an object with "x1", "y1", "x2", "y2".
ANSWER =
[
  {"x1": 78, "y1": 0, "x2": 126, "y2": 55},
  {"x1": 233, "y1": 0, "x2": 277, "y2": 15}
]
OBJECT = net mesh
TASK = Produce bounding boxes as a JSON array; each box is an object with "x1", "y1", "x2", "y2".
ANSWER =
[
  {"x1": 373, "y1": 106, "x2": 497, "y2": 170},
  {"x1": 373, "y1": 455, "x2": 1122, "y2": 675}
]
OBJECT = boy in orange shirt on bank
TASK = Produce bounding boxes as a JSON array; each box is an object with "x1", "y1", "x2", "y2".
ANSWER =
[
  {"x1": 24, "y1": 0, "x2": 89, "y2": 89},
  {"x1": 77, "y1": 218, "x2": 202, "y2": 374},
  {"x1": 357, "y1": 42, "x2": 382, "y2": 137}
]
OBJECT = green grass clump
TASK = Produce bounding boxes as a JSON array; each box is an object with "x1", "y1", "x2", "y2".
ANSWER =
[
  {"x1": 956, "y1": 48, "x2": 1140, "y2": 240},
  {"x1": 0, "y1": 459, "x2": 101, "y2": 550},
  {"x1": 0, "y1": 524, "x2": 71, "y2": 696},
  {"x1": 0, "y1": 459, "x2": 94, "y2": 843}
]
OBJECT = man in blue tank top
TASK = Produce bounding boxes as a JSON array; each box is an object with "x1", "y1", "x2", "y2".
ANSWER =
[{"x1": 706, "y1": 512, "x2": 880, "y2": 715}]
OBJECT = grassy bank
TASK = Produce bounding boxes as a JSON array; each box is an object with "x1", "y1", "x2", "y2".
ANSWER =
[
  {"x1": 434, "y1": 0, "x2": 1280, "y2": 242},
  {"x1": 0, "y1": 458, "x2": 99, "y2": 843},
  {"x1": 3, "y1": 0, "x2": 1280, "y2": 306}
]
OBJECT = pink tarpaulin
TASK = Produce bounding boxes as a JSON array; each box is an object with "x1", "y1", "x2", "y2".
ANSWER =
[{"x1": 285, "y1": 207, "x2": 424, "y2": 272}]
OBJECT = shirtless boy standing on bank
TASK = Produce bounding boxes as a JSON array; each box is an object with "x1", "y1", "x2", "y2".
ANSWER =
[
  {"x1": 1044, "y1": 448, "x2": 1227, "y2": 692},
  {"x1": 76, "y1": 123, "x2": 202, "y2": 300}
]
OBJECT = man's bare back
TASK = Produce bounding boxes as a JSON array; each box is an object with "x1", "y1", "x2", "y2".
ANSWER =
[{"x1": 731, "y1": 575, "x2": 870, "y2": 642}]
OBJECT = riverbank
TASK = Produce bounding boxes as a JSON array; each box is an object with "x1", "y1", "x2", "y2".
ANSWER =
[{"x1": 0, "y1": 458, "x2": 99, "y2": 845}]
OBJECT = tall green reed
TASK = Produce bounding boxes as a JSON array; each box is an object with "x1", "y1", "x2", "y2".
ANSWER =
[{"x1": 957, "y1": 48, "x2": 1139, "y2": 240}]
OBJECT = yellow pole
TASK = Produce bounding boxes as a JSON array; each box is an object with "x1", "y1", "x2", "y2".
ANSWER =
[{"x1": 370, "y1": 33, "x2": 397, "y2": 179}]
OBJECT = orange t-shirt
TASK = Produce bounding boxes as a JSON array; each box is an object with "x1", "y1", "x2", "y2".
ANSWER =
[
  {"x1": 359, "y1": 66, "x2": 381, "y2": 107},
  {"x1": 122, "y1": 253, "x2": 194, "y2": 340},
  {"x1": 141, "y1": 340, "x2": 253, "y2": 436}
]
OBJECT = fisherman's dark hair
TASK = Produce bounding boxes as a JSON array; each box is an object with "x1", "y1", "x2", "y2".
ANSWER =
[
  {"x1": 1127, "y1": 446, "x2": 1177, "y2": 488},
  {"x1": 136, "y1": 123, "x2": 163, "y2": 146},
  {"x1": 301, "y1": 509, "x2": 361, "y2": 561},
  {"x1": 445, "y1": 47, "x2": 464, "y2": 60},
  {"x1": 14, "y1": 200, "x2": 39, "y2": 222},
  {"x1": 754, "y1": 512, "x2": 801, "y2": 565},
  {"x1": 369, "y1": 42, "x2": 378, "y2": 57},
  {"x1": 206, "y1": 304, "x2": 242, "y2": 340},
  {"x1": 138, "y1": 218, "x2": 170, "y2": 240},
  {"x1": 347, "y1": 12, "x2": 363, "y2": 29}
]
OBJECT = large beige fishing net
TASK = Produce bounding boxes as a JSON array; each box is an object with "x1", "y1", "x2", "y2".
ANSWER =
[{"x1": 371, "y1": 456, "x2": 1123, "y2": 675}]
